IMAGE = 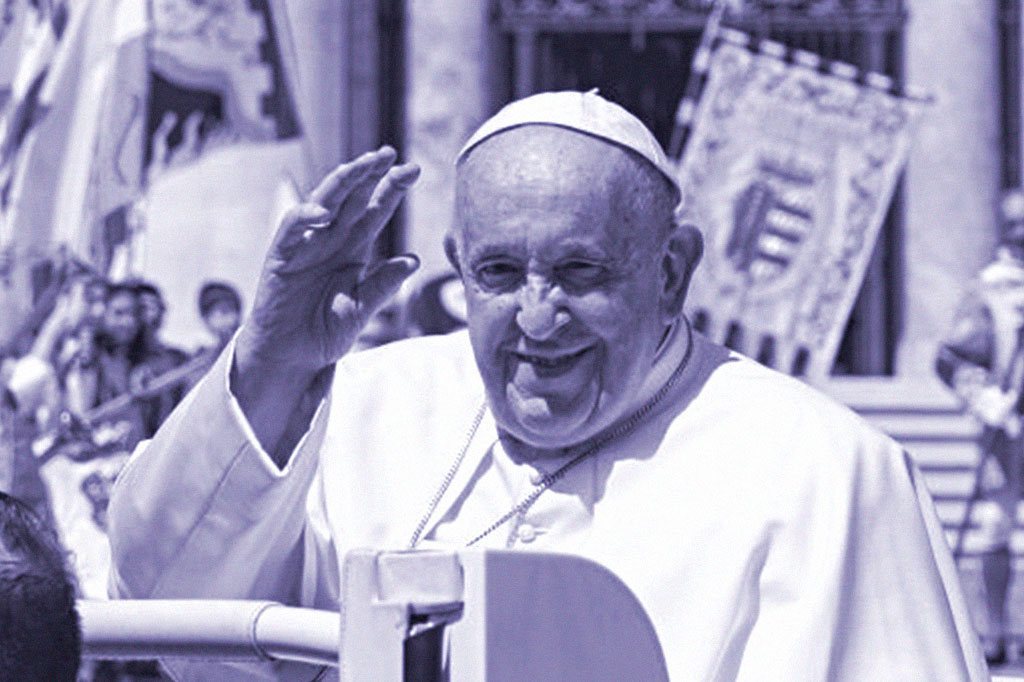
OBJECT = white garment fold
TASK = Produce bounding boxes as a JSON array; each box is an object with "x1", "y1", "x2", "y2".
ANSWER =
[{"x1": 108, "y1": 330, "x2": 988, "y2": 682}]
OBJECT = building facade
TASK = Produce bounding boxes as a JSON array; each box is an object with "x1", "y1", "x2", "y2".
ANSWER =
[{"x1": 293, "y1": 0, "x2": 1014, "y2": 382}]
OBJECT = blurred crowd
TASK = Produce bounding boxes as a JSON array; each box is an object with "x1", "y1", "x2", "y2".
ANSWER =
[
  {"x1": 0, "y1": 264, "x2": 466, "y2": 571},
  {"x1": 1, "y1": 274, "x2": 241, "y2": 565},
  {"x1": 0, "y1": 259, "x2": 465, "y2": 680},
  {"x1": 0, "y1": 267, "x2": 245, "y2": 681},
  {"x1": 0, "y1": 253, "x2": 464, "y2": 679}
]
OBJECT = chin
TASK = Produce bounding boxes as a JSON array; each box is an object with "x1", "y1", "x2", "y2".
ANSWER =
[
  {"x1": 511, "y1": 417, "x2": 589, "y2": 449},
  {"x1": 503, "y1": 396, "x2": 604, "y2": 450}
]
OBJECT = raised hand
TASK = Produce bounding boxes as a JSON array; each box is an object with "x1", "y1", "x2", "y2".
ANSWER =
[{"x1": 232, "y1": 147, "x2": 420, "y2": 458}]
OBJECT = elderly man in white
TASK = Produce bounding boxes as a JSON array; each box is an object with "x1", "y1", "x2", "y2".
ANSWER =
[{"x1": 108, "y1": 91, "x2": 986, "y2": 681}]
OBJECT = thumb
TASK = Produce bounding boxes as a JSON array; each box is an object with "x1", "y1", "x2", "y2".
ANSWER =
[{"x1": 352, "y1": 255, "x2": 420, "y2": 322}]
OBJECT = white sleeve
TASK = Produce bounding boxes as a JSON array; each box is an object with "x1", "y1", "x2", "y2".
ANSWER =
[
  {"x1": 735, "y1": 433, "x2": 988, "y2": 682},
  {"x1": 107, "y1": 340, "x2": 337, "y2": 682}
]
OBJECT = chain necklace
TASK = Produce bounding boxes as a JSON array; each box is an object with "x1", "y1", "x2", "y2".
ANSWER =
[{"x1": 407, "y1": 320, "x2": 693, "y2": 550}]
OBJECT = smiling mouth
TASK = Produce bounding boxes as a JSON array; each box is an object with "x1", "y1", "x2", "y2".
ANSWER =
[{"x1": 511, "y1": 347, "x2": 592, "y2": 371}]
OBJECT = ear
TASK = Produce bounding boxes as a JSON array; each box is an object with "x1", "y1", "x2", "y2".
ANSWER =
[
  {"x1": 443, "y1": 233, "x2": 462, "y2": 277},
  {"x1": 659, "y1": 223, "x2": 703, "y2": 323}
]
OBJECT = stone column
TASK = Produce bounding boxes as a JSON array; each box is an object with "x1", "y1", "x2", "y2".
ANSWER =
[
  {"x1": 403, "y1": 0, "x2": 493, "y2": 278},
  {"x1": 281, "y1": 0, "x2": 344, "y2": 182},
  {"x1": 898, "y1": 0, "x2": 1001, "y2": 377}
]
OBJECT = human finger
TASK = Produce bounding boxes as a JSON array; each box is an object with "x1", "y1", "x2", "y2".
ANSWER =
[
  {"x1": 346, "y1": 255, "x2": 420, "y2": 325},
  {"x1": 272, "y1": 203, "x2": 333, "y2": 259},
  {"x1": 346, "y1": 163, "x2": 421, "y2": 252},
  {"x1": 308, "y1": 146, "x2": 397, "y2": 213},
  {"x1": 330, "y1": 152, "x2": 402, "y2": 232}
]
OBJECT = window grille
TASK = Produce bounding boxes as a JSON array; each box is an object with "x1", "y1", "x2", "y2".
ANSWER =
[{"x1": 494, "y1": 0, "x2": 906, "y2": 375}]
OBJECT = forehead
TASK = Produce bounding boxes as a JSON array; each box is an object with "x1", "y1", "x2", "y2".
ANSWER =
[
  {"x1": 459, "y1": 125, "x2": 633, "y2": 193},
  {"x1": 107, "y1": 291, "x2": 136, "y2": 307},
  {"x1": 456, "y1": 127, "x2": 649, "y2": 248},
  {"x1": 207, "y1": 300, "x2": 240, "y2": 314}
]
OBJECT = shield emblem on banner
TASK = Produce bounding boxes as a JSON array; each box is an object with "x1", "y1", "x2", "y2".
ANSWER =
[
  {"x1": 678, "y1": 34, "x2": 925, "y2": 375},
  {"x1": 727, "y1": 155, "x2": 816, "y2": 284}
]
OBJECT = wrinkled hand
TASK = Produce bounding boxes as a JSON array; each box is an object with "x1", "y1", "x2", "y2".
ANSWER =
[{"x1": 235, "y1": 146, "x2": 421, "y2": 380}]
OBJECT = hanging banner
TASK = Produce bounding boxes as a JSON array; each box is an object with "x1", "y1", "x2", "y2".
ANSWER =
[
  {"x1": 139, "y1": 0, "x2": 309, "y2": 347},
  {"x1": 0, "y1": 0, "x2": 28, "y2": 112},
  {"x1": 0, "y1": 0, "x2": 308, "y2": 348},
  {"x1": 677, "y1": 29, "x2": 927, "y2": 377},
  {"x1": 0, "y1": 0, "x2": 306, "y2": 269},
  {"x1": 77, "y1": 0, "x2": 307, "y2": 271},
  {"x1": 145, "y1": 0, "x2": 303, "y2": 175}
]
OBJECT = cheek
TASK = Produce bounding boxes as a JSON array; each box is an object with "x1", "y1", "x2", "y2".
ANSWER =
[
  {"x1": 465, "y1": 291, "x2": 517, "y2": 347},
  {"x1": 573, "y1": 282, "x2": 657, "y2": 343}
]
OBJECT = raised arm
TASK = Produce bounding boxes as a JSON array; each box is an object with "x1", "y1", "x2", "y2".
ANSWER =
[
  {"x1": 233, "y1": 146, "x2": 420, "y2": 463},
  {"x1": 107, "y1": 148, "x2": 420, "y2": 680}
]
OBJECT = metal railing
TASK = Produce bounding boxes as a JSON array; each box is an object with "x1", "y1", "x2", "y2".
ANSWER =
[
  {"x1": 496, "y1": 0, "x2": 906, "y2": 31},
  {"x1": 78, "y1": 599, "x2": 339, "y2": 666}
]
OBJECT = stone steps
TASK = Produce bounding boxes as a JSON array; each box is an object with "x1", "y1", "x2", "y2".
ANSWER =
[{"x1": 818, "y1": 376, "x2": 1019, "y2": 556}]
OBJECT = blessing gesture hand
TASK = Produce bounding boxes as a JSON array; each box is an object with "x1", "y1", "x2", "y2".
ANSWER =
[
  {"x1": 232, "y1": 147, "x2": 420, "y2": 458},
  {"x1": 236, "y1": 146, "x2": 420, "y2": 377}
]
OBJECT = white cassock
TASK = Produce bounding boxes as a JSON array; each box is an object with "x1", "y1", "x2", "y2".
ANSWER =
[{"x1": 107, "y1": 329, "x2": 987, "y2": 682}]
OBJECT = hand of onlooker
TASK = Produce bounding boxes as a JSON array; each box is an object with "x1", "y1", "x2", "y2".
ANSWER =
[
  {"x1": 30, "y1": 279, "x2": 88, "y2": 361},
  {"x1": 231, "y1": 147, "x2": 420, "y2": 458},
  {"x1": 970, "y1": 385, "x2": 1019, "y2": 431},
  {"x1": 63, "y1": 278, "x2": 90, "y2": 329},
  {"x1": 129, "y1": 365, "x2": 155, "y2": 395}
]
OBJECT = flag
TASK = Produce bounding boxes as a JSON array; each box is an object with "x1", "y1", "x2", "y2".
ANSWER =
[
  {"x1": 676, "y1": 28, "x2": 928, "y2": 377},
  {"x1": 0, "y1": 0, "x2": 86, "y2": 346},
  {"x1": 0, "y1": 0, "x2": 310, "y2": 349},
  {"x1": 145, "y1": 0, "x2": 302, "y2": 171},
  {"x1": 0, "y1": 0, "x2": 29, "y2": 112},
  {"x1": 0, "y1": 0, "x2": 75, "y2": 253},
  {"x1": 50, "y1": 0, "x2": 149, "y2": 266},
  {"x1": 138, "y1": 0, "x2": 310, "y2": 346}
]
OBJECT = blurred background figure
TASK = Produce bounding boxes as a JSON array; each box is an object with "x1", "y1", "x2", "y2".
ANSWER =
[
  {"x1": 178, "y1": 280, "x2": 244, "y2": 390},
  {"x1": 351, "y1": 296, "x2": 409, "y2": 352},
  {"x1": 64, "y1": 283, "x2": 144, "y2": 438},
  {"x1": 350, "y1": 271, "x2": 467, "y2": 352},
  {"x1": 937, "y1": 240, "x2": 1024, "y2": 665},
  {"x1": 0, "y1": 491, "x2": 81, "y2": 682},
  {"x1": 129, "y1": 281, "x2": 187, "y2": 438},
  {"x1": 407, "y1": 271, "x2": 467, "y2": 337},
  {"x1": 196, "y1": 280, "x2": 242, "y2": 356}
]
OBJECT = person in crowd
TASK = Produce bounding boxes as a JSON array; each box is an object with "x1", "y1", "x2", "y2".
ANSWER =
[
  {"x1": 0, "y1": 273, "x2": 93, "y2": 520},
  {"x1": 178, "y1": 281, "x2": 245, "y2": 389},
  {"x1": 129, "y1": 281, "x2": 188, "y2": 438},
  {"x1": 109, "y1": 91, "x2": 986, "y2": 681},
  {"x1": 0, "y1": 389, "x2": 15, "y2": 493},
  {"x1": 0, "y1": 344, "x2": 61, "y2": 522},
  {"x1": 0, "y1": 490, "x2": 81, "y2": 682},
  {"x1": 197, "y1": 280, "x2": 242, "y2": 356},
  {"x1": 82, "y1": 276, "x2": 109, "y2": 326},
  {"x1": 134, "y1": 281, "x2": 185, "y2": 363},
  {"x1": 351, "y1": 295, "x2": 409, "y2": 351},
  {"x1": 64, "y1": 282, "x2": 145, "y2": 441},
  {"x1": 408, "y1": 270, "x2": 467, "y2": 336},
  {"x1": 25, "y1": 273, "x2": 108, "y2": 379},
  {"x1": 936, "y1": 245, "x2": 1024, "y2": 664}
]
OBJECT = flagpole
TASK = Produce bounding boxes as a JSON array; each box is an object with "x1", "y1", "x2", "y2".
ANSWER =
[
  {"x1": 668, "y1": 0, "x2": 729, "y2": 160},
  {"x1": 130, "y1": 0, "x2": 154, "y2": 279}
]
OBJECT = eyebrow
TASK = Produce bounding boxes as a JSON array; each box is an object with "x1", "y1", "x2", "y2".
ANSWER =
[
  {"x1": 550, "y1": 240, "x2": 612, "y2": 261},
  {"x1": 467, "y1": 237, "x2": 613, "y2": 261}
]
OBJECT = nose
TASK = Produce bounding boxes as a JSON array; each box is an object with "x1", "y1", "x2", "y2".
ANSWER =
[{"x1": 515, "y1": 275, "x2": 571, "y2": 340}]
